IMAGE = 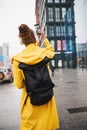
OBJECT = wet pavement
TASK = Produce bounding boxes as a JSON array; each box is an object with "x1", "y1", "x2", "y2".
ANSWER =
[
  {"x1": 0, "y1": 68, "x2": 87, "y2": 130},
  {"x1": 53, "y1": 68, "x2": 87, "y2": 130},
  {"x1": 0, "y1": 83, "x2": 21, "y2": 130}
]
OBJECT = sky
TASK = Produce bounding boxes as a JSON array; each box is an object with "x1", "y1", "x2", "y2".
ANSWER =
[
  {"x1": 74, "y1": 0, "x2": 87, "y2": 44},
  {"x1": 0, "y1": 0, "x2": 36, "y2": 57}
]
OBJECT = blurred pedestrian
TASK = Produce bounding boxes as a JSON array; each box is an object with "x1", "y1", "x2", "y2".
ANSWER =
[
  {"x1": 12, "y1": 24, "x2": 60, "y2": 130},
  {"x1": 50, "y1": 65, "x2": 55, "y2": 76}
]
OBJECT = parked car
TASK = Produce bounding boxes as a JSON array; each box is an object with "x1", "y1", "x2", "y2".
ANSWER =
[{"x1": 0, "y1": 67, "x2": 13, "y2": 83}]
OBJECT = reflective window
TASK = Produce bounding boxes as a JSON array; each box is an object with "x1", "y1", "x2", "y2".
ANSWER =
[
  {"x1": 55, "y1": 8, "x2": 60, "y2": 22},
  {"x1": 61, "y1": 26, "x2": 66, "y2": 36},
  {"x1": 58, "y1": 60, "x2": 62, "y2": 67},
  {"x1": 48, "y1": 8, "x2": 53, "y2": 21},
  {"x1": 47, "y1": 0, "x2": 53, "y2": 3},
  {"x1": 68, "y1": 40, "x2": 72, "y2": 51},
  {"x1": 57, "y1": 40, "x2": 61, "y2": 51},
  {"x1": 62, "y1": 7, "x2": 66, "y2": 21},
  {"x1": 67, "y1": 8, "x2": 72, "y2": 22},
  {"x1": 61, "y1": 0, "x2": 66, "y2": 3},
  {"x1": 56, "y1": 26, "x2": 61, "y2": 36},
  {"x1": 68, "y1": 25, "x2": 72, "y2": 36},
  {"x1": 50, "y1": 40, "x2": 55, "y2": 49},
  {"x1": 54, "y1": 0, "x2": 60, "y2": 3},
  {"x1": 62, "y1": 40, "x2": 66, "y2": 50},
  {"x1": 51, "y1": 60, "x2": 55, "y2": 66},
  {"x1": 57, "y1": 40, "x2": 66, "y2": 51},
  {"x1": 45, "y1": 25, "x2": 47, "y2": 36},
  {"x1": 48, "y1": 26, "x2": 54, "y2": 36}
]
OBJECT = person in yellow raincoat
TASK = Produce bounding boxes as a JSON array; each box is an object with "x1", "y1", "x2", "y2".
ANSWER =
[{"x1": 12, "y1": 24, "x2": 60, "y2": 130}]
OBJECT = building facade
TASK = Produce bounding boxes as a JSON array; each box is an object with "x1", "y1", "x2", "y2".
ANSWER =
[
  {"x1": 74, "y1": 0, "x2": 87, "y2": 68},
  {"x1": 75, "y1": 0, "x2": 87, "y2": 44},
  {"x1": 0, "y1": 43, "x2": 9, "y2": 67},
  {"x1": 35, "y1": 0, "x2": 77, "y2": 68},
  {"x1": 76, "y1": 43, "x2": 87, "y2": 68}
]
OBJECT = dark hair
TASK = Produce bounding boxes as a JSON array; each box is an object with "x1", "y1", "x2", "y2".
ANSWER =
[{"x1": 18, "y1": 24, "x2": 36, "y2": 45}]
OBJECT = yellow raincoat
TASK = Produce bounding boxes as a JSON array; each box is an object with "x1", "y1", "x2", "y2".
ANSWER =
[{"x1": 12, "y1": 38, "x2": 60, "y2": 130}]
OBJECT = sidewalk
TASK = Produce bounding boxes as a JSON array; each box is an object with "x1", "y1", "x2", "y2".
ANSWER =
[
  {"x1": 0, "y1": 68, "x2": 87, "y2": 130},
  {"x1": 52, "y1": 68, "x2": 87, "y2": 130}
]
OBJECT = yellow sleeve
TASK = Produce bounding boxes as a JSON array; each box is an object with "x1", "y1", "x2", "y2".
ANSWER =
[
  {"x1": 43, "y1": 38, "x2": 55, "y2": 59},
  {"x1": 12, "y1": 60, "x2": 25, "y2": 89}
]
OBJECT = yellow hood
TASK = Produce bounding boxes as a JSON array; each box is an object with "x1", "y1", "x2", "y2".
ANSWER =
[
  {"x1": 12, "y1": 38, "x2": 55, "y2": 65},
  {"x1": 12, "y1": 43, "x2": 52, "y2": 65}
]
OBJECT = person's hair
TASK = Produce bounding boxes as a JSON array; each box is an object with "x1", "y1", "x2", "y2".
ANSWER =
[{"x1": 18, "y1": 24, "x2": 36, "y2": 45}]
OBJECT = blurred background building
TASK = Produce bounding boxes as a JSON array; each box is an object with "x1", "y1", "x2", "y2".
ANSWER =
[
  {"x1": 0, "y1": 43, "x2": 10, "y2": 67},
  {"x1": 35, "y1": 0, "x2": 77, "y2": 68},
  {"x1": 75, "y1": 0, "x2": 87, "y2": 68},
  {"x1": 76, "y1": 43, "x2": 87, "y2": 68}
]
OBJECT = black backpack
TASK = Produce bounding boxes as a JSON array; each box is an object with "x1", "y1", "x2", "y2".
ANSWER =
[{"x1": 18, "y1": 57, "x2": 55, "y2": 105}]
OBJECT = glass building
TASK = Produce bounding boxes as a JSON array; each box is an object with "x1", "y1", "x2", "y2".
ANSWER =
[{"x1": 35, "y1": 0, "x2": 77, "y2": 68}]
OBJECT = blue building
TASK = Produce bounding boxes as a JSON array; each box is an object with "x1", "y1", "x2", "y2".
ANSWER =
[{"x1": 35, "y1": 0, "x2": 77, "y2": 68}]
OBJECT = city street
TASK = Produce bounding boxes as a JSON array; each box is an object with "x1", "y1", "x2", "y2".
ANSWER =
[
  {"x1": 0, "y1": 82, "x2": 21, "y2": 130},
  {"x1": 0, "y1": 68, "x2": 87, "y2": 130}
]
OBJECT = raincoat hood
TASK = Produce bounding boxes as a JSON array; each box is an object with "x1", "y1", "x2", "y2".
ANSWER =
[{"x1": 12, "y1": 39, "x2": 54, "y2": 65}]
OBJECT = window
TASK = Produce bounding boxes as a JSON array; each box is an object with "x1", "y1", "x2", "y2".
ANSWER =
[
  {"x1": 61, "y1": 26, "x2": 66, "y2": 36},
  {"x1": 67, "y1": 8, "x2": 72, "y2": 22},
  {"x1": 56, "y1": 26, "x2": 61, "y2": 36},
  {"x1": 68, "y1": 40, "x2": 72, "y2": 51},
  {"x1": 54, "y1": 0, "x2": 60, "y2": 3},
  {"x1": 48, "y1": 26, "x2": 54, "y2": 36},
  {"x1": 68, "y1": 25, "x2": 72, "y2": 36},
  {"x1": 45, "y1": 25, "x2": 47, "y2": 36},
  {"x1": 57, "y1": 40, "x2": 61, "y2": 51},
  {"x1": 50, "y1": 40, "x2": 55, "y2": 49},
  {"x1": 57, "y1": 40, "x2": 66, "y2": 51},
  {"x1": 62, "y1": 7, "x2": 66, "y2": 21},
  {"x1": 55, "y1": 8, "x2": 60, "y2": 22},
  {"x1": 47, "y1": 0, "x2": 53, "y2": 3},
  {"x1": 61, "y1": 0, "x2": 66, "y2": 3},
  {"x1": 62, "y1": 40, "x2": 66, "y2": 50},
  {"x1": 48, "y1": 8, "x2": 53, "y2": 21}
]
